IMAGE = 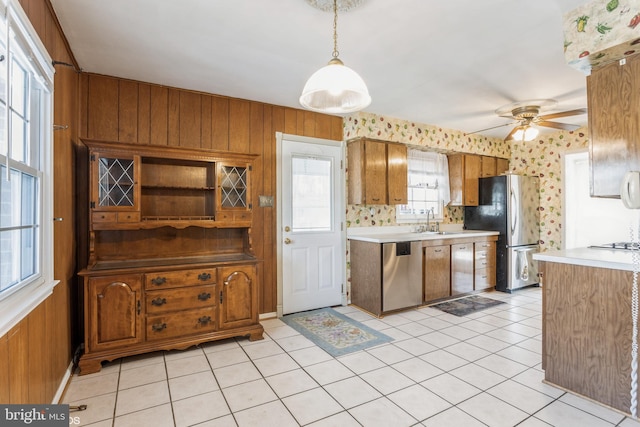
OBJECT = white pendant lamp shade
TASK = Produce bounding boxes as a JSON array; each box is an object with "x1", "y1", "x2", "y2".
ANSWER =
[
  {"x1": 300, "y1": 0, "x2": 371, "y2": 115},
  {"x1": 300, "y1": 58, "x2": 371, "y2": 114}
]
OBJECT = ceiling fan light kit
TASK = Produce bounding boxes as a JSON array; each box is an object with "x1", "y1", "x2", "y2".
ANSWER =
[
  {"x1": 472, "y1": 99, "x2": 587, "y2": 142},
  {"x1": 300, "y1": 0, "x2": 371, "y2": 115}
]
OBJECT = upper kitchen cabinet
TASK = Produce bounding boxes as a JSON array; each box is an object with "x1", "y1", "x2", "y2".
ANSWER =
[
  {"x1": 588, "y1": 52, "x2": 640, "y2": 197},
  {"x1": 347, "y1": 138, "x2": 407, "y2": 205},
  {"x1": 480, "y1": 156, "x2": 497, "y2": 177},
  {"x1": 448, "y1": 153, "x2": 481, "y2": 206},
  {"x1": 496, "y1": 158, "x2": 510, "y2": 175}
]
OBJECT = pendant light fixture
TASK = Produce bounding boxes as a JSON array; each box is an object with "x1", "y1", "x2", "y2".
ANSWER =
[{"x1": 299, "y1": 0, "x2": 371, "y2": 114}]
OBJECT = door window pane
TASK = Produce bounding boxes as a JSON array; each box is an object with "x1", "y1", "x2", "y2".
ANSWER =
[{"x1": 291, "y1": 156, "x2": 332, "y2": 231}]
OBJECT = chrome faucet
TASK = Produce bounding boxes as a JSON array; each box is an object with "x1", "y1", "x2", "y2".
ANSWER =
[{"x1": 426, "y1": 207, "x2": 434, "y2": 231}]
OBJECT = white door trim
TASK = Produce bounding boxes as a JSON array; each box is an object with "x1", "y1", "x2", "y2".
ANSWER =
[{"x1": 275, "y1": 132, "x2": 347, "y2": 317}]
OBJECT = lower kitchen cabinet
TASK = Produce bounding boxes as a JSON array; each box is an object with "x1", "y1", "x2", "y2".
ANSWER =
[
  {"x1": 474, "y1": 241, "x2": 496, "y2": 291},
  {"x1": 79, "y1": 262, "x2": 263, "y2": 375},
  {"x1": 424, "y1": 245, "x2": 451, "y2": 301},
  {"x1": 451, "y1": 243, "x2": 474, "y2": 295}
]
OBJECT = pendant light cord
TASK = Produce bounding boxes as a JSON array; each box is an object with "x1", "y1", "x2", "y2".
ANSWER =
[{"x1": 332, "y1": 0, "x2": 339, "y2": 59}]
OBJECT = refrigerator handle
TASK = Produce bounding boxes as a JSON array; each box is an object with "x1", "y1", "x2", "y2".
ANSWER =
[{"x1": 510, "y1": 188, "x2": 518, "y2": 237}]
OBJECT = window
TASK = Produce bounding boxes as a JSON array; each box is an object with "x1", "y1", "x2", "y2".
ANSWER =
[
  {"x1": 396, "y1": 149, "x2": 450, "y2": 223},
  {"x1": 0, "y1": 0, "x2": 54, "y2": 332}
]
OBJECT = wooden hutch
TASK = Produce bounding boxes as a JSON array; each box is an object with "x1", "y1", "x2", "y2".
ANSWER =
[{"x1": 77, "y1": 139, "x2": 263, "y2": 375}]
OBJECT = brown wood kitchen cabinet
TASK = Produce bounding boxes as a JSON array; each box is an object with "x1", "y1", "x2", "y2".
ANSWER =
[
  {"x1": 347, "y1": 138, "x2": 407, "y2": 205},
  {"x1": 448, "y1": 153, "x2": 481, "y2": 206},
  {"x1": 588, "y1": 52, "x2": 640, "y2": 197},
  {"x1": 496, "y1": 158, "x2": 510, "y2": 175},
  {"x1": 474, "y1": 240, "x2": 496, "y2": 291},
  {"x1": 480, "y1": 156, "x2": 496, "y2": 177},
  {"x1": 451, "y1": 242, "x2": 474, "y2": 295},
  {"x1": 78, "y1": 139, "x2": 263, "y2": 375},
  {"x1": 423, "y1": 245, "x2": 451, "y2": 301}
]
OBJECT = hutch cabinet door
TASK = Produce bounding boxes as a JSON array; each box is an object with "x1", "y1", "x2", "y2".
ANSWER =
[
  {"x1": 87, "y1": 275, "x2": 143, "y2": 352},
  {"x1": 216, "y1": 162, "x2": 252, "y2": 224},
  {"x1": 219, "y1": 265, "x2": 257, "y2": 329},
  {"x1": 90, "y1": 152, "x2": 141, "y2": 221}
]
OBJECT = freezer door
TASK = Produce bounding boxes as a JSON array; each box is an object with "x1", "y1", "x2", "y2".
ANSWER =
[
  {"x1": 507, "y1": 245, "x2": 539, "y2": 290},
  {"x1": 507, "y1": 175, "x2": 540, "y2": 247}
]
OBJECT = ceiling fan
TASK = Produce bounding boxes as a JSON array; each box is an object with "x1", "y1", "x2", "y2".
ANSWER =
[{"x1": 472, "y1": 99, "x2": 587, "y2": 141}]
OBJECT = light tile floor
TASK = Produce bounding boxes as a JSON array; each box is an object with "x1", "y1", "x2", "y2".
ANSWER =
[{"x1": 62, "y1": 287, "x2": 640, "y2": 426}]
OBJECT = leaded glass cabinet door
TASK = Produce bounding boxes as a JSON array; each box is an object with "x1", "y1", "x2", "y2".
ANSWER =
[
  {"x1": 217, "y1": 163, "x2": 252, "y2": 220},
  {"x1": 90, "y1": 152, "x2": 140, "y2": 214}
]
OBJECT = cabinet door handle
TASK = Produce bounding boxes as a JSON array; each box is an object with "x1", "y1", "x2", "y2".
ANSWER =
[
  {"x1": 151, "y1": 323, "x2": 167, "y2": 332},
  {"x1": 198, "y1": 272, "x2": 212, "y2": 281},
  {"x1": 151, "y1": 297, "x2": 167, "y2": 306},
  {"x1": 197, "y1": 292, "x2": 211, "y2": 301},
  {"x1": 137, "y1": 300, "x2": 141, "y2": 315},
  {"x1": 151, "y1": 277, "x2": 167, "y2": 286},
  {"x1": 198, "y1": 316, "x2": 212, "y2": 325},
  {"x1": 220, "y1": 290, "x2": 223, "y2": 304}
]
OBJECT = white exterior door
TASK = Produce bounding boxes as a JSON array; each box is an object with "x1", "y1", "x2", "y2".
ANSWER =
[{"x1": 278, "y1": 134, "x2": 345, "y2": 315}]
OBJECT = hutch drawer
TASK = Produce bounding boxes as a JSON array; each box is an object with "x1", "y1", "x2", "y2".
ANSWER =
[
  {"x1": 145, "y1": 284, "x2": 216, "y2": 314},
  {"x1": 146, "y1": 307, "x2": 216, "y2": 340},
  {"x1": 144, "y1": 268, "x2": 217, "y2": 290}
]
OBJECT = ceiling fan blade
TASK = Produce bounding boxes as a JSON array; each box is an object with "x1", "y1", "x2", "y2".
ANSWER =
[
  {"x1": 536, "y1": 120, "x2": 581, "y2": 131},
  {"x1": 538, "y1": 108, "x2": 587, "y2": 120},
  {"x1": 504, "y1": 126, "x2": 522, "y2": 141},
  {"x1": 467, "y1": 121, "x2": 517, "y2": 135}
]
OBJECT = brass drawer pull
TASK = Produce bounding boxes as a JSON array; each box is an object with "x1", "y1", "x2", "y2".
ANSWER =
[
  {"x1": 151, "y1": 297, "x2": 167, "y2": 306},
  {"x1": 152, "y1": 323, "x2": 167, "y2": 332},
  {"x1": 198, "y1": 272, "x2": 212, "y2": 281},
  {"x1": 434, "y1": 249, "x2": 442, "y2": 253},
  {"x1": 151, "y1": 277, "x2": 167, "y2": 286},
  {"x1": 198, "y1": 292, "x2": 211, "y2": 301},
  {"x1": 198, "y1": 316, "x2": 212, "y2": 325}
]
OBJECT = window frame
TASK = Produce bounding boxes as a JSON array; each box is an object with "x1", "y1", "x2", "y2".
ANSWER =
[
  {"x1": 0, "y1": 0, "x2": 56, "y2": 338},
  {"x1": 395, "y1": 149, "x2": 450, "y2": 224}
]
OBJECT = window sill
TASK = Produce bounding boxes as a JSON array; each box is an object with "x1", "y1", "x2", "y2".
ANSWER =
[{"x1": 0, "y1": 279, "x2": 60, "y2": 338}]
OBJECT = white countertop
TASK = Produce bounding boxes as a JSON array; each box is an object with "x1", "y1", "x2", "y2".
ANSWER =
[
  {"x1": 533, "y1": 247, "x2": 638, "y2": 272},
  {"x1": 347, "y1": 226, "x2": 499, "y2": 244}
]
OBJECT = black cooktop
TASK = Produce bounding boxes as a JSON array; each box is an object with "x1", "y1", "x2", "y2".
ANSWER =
[{"x1": 590, "y1": 242, "x2": 640, "y2": 250}]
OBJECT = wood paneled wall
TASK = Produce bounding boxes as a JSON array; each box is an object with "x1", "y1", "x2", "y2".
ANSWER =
[
  {"x1": 79, "y1": 73, "x2": 343, "y2": 314},
  {"x1": 0, "y1": 0, "x2": 80, "y2": 403}
]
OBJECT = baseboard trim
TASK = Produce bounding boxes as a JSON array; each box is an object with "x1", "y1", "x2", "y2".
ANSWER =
[
  {"x1": 259, "y1": 312, "x2": 277, "y2": 320},
  {"x1": 52, "y1": 361, "x2": 74, "y2": 403}
]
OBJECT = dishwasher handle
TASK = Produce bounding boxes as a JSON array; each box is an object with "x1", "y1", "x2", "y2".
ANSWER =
[{"x1": 396, "y1": 241, "x2": 412, "y2": 256}]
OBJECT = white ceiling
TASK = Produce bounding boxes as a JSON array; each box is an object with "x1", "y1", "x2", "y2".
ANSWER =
[{"x1": 49, "y1": 0, "x2": 591, "y2": 140}]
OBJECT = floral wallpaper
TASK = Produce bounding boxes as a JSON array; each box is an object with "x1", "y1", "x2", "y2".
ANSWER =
[
  {"x1": 564, "y1": 0, "x2": 640, "y2": 73},
  {"x1": 344, "y1": 112, "x2": 508, "y2": 229},
  {"x1": 344, "y1": 111, "x2": 590, "y2": 253}
]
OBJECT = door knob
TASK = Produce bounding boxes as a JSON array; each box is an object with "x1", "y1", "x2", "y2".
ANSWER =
[
  {"x1": 284, "y1": 226, "x2": 291, "y2": 232},
  {"x1": 284, "y1": 238, "x2": 292, "y2": 244}
]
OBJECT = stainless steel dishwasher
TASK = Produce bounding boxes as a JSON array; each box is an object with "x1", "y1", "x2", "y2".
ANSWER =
[{"x1": 382, "y1": 241, "x2": 423, "y2": 312}]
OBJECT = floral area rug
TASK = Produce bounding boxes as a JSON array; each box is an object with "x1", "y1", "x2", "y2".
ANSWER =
[
  {"x1": 281, "y1": 307, "x2": 393, "y2": 357},
  {"x1": 431, "y1": 295, "x2": 505, "y2": 317}
]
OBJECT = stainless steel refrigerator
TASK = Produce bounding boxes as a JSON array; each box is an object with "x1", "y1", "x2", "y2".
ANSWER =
[{"x1": 464, "y1": 174, "x2": 540, "y2": 292}]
